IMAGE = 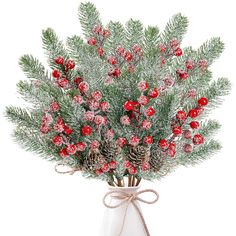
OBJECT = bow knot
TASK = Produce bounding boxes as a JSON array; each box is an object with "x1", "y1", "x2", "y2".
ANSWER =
[{"x1": 103, "y1": 189, "x2": 159, "y2": 236}]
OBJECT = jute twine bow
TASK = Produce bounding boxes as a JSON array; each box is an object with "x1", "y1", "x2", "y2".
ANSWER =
[
  {"x1": 103, "y1": 189, "x2": 159, "y2": 236},
  {"x1": 54, "y1": 163, "x2": 81, "y2": 175}
]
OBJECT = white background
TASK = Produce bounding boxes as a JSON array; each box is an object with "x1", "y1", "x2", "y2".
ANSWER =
[{"x1": 0, "y1": 0, "x2": 235, "y2": 235}]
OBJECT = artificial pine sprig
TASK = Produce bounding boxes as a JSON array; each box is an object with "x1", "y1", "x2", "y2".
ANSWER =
[{"x1": 5, "y1": 2, "x2": 231, "y2": 187}]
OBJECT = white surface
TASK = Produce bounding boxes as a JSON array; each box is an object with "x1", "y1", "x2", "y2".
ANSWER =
[{"x1": 0, "y1": 0, "x2": 236, "y2": 235}]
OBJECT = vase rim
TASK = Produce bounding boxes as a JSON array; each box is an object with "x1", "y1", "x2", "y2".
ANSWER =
[{"x1": 108, "y1": 185, "x2": 140, "y2": 191}]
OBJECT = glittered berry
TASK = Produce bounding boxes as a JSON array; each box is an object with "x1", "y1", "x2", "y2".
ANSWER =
[
  {"x1": 198, "y1": 97, "x2": 208, "y2": 106},
  {"x1": 123, "y1": 101, "x2": 134, "y2": 111},
  {"x1": 109, "y1": 161, "x2": 117, "y2": 169},
  {"x1": 141, "y1": 162, "x2": 150, "y2": 171},
  {"x1": 188, "y1": 109, "x2": 199, "y2": 118},
  {"x1": 74, "y1": 95, "x2": 85, "y2": 105},
  {"x1": 74, "y1": 76, "x2": 83, "y2": 86},
  {"x1": 90, "y1": 140, "x2": 100, "y2": 150},
  {"x1": 52, "y1": 69, "x2": 61, "y2": 79},
  {"x1": 107, "y1": 56, "x2": 117, "y2": 65},
  {"x1": 143, "y1": 136, "x2": 153, "y2": 145},
  {"x1": 116, "y1": 137, "x2": 127, "y2": 147},
  {"x1": 116, "y1": 46, "x2": 125, "y2": 55},
  {"x1": 95, "y1": 169, "x2": 103, "y2": 176},
  {"x1": 120, "y1": 115, "x2": 131, "y2": 125},
  {"x1": 169, "y1": 142, "x2": 176, "y2": 151},
  {"x1": 52, "y1": 135, "x2": 63, "y2": 146},
  {"x1": 166, "y1": 149, "x2": 176, "y2": 158},
  {"x1": 172, "y1": 126, "x2": 182, "y2": 135},
  {"x1": 84, "y1": 110, "x2": 95, "y2": 121},
  {"x1": 177, "y1": 69, "x2": 188, "y2": 80},
  {"x1": 129, "y1": 136, "x2": 140, "y2": 146},
  {"x1": 190, "y1": 121, "x2": 200, "y2": 129},
  {"x1": 100, "y1": 101, "x2": 109, "y2": 112},
  {"x1": 66, "y1": 60, "x2": 75, "y2": 69},
  {"x1": 145, "y1": 107, "x2": 155, "y2": 117},
  {"x1": 159, "y1": 44, "x2": 166, "y2": 53},
  {"x1": 142, "y1": 120, "x2": 152, "y2": 130},
  {"x1": 91, "y1": 90, "x2": 102, "y2": 101},
  {"x1": 76, "y1": 142, "x2": 87, "y2": 151},
  {"x1": 94, "y1": 115, "x2": 105, "y2": 126},
  {"x1": 59, "y1": 148, "x2": 68, "y2": 158},
  {"x1": 193, "y1": 134, "x2": 204, "y2": 145},
  {"x1": 170, "y1": 38, "x2": 179, "y2": 48},
  {"x1": 186, "y1": 60, "x2": 194, "y2": 70},
  {"x1": 184, "y1": 130, "x2": 192, "y2": 139},
  {"x1": 102, "y1": 163, "x2": 110, "y2": 172},
  {"x1": 87, "y1": 37, "x2": 97, "y2": 45},
  {"x1": 54, "y1": 56, "x2": 64, "y2": 65},
  {"x1": 109, "y1": 67, "x2": 121, "y2": 77},
  {"x1": 81, "y1": 126, "x2": 92, "y2": 136},
  {"x1": 183, "y1": 143, "x2": 193, "y2": 153},
  {"x1": 138, "y1": 95, "x2": 149, "y2": 105},
  {"x1": 174, "y1": 47, "x2": 183, "y2": 56},
  {"x1": 40, "y1": 124, "x2": 50, "y2": 134},
  {"x1": 124, "y1": 52, "x2": 133, "y2": 61},
  {"x1": 66, "y1": 144, "x2": 77, "y2": 155},
  {"x1": 97, "y1": 47, "x2": 104, "y2": 56},
  {"x1": 138, "y1": 81, "x2": 149, "y2": 91},
  {"x1": 50, "y1": 102, "x2": 60, "y2": 112},
  {"x1": 128, "y1": 166, "x2": 137, "y2": 175},
  {"x1": 78, "y1": 81, "x2": 89, "y2": 93},
  {"x1": 63, "y1": 126, "x2": 73, "y2": 135},
  {"x1": 132, "y1": 44, "x2": 142, "y2": 53},
  {"x1": 176, "y1": 110, "x2": 187, "y2": 120},
  {"x1": 148, "y1": 88, "x2": 159, "y2": 98},
  {"x1": 124, "y1": 160, "x2": 132, "y2": 168},
  {"x1": 159, "y1": 139, "x2": 169, "y2": 149}
]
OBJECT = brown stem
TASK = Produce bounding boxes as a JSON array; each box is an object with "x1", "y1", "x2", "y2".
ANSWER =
[
  {"x1": 131, "y1": 176, "x2": 136, "y2": 187},
  {"x1": 128, "y1": 176, "x2": 132, "y2": 187},
  {"x1": 135, "y1": 178, "x2": 142, "y2": 186},
  {"x1": 117, "y1": 178, "x2": 122, "y2": 187}
]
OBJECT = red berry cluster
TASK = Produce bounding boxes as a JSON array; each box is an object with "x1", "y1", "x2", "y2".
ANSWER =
[
  {"x1": 95, "y1": 160, "x2": 118, "y2": 176},
  {"x1": 158, "y1": 139, "x2": 177, "y2": 157}
]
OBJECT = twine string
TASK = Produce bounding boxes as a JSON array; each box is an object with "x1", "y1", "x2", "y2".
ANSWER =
[{"x1": 103, "y1": 189, "x2": 159, "y2": 236}]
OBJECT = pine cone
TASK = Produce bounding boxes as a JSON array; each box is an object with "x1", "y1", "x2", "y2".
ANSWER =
[
  {"x1": 127, "y1": 145, "x2": 150, "y2": 167},
  {"x1": 149, "y1": 146, "x2": 165, "y2": 172},
  {"x1": 83, "y1": 149, "x2": 105, "y2": 171},
  {"x1": 99, "y1": 140, "x2": 119, "y2": 162}
]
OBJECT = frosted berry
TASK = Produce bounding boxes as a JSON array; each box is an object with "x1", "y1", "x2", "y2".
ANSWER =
[
  {"x1": 97, "y1": 47, "x2": 104, "y2": 57},
  {"x1": 188, "y1": 109, "x2": 199, "y2": 118},
  {"x1": 81, "y1": 126, "x2": 93, "y2": 136},
  {"x1": 190, "y1": 121, "x2": 200, "y2": 129},
  {"x1": 78, "y1": 81, "x2": 89, "y2": 93},
  {"x1": 102, "y1": 29, "x2": 111, "y2": 38},
  {"x1": 59, "y1": 148, "x2": 68, "y2": 158},
  {"x1": 90, "y1": 140, "x2": 100, "y2": 150},
  {"x1": 159, "y1": 44, "x2": 167, "y2": 53},
  {"x1": 193, "y1": 134, "x2": 204, "y2": 145},
  {"x1": 176, "y1": 110, "x2": 187, "y2": 120},
  {"x1": 66, "y1": 60, "x2": 75, "y2": 69},
  {"x1": 143, "y1": 136, "x2": 153, "y2": 145},
  {"x1": 198, "y1": 97, "x2": 208, "y2": 106},
  {"x1": 170, "y1": 38, "x2": 179, "y2": 48},
  {"x1": 76, "y1": 142, "x2": 87, "y2": 151},
  {"x1": 54, "y1": 56, "x2": 64, "y2": 65},
  {"x1": 187, "y1": 89, "x2": 196, "y2": 98},
  {"x1": 138, "y1": 95, "x2": 149, "y2": 105},
  {"x1": 95, "y1": 169, "x2": 103, "y2": 176},
  {"x1": 123, "y1": 101, "x2": 134, "y2": 111},
  {"x1": 138, "y1": 81, "x2": 149, "y2": 91},
  {"x1": 124, "y1": 52, "x2": 133, "y2": 61},
  {"x1": 145, "y1": 107, "x2": 155, "y2": 117},
  {"x1": 94, "y1": 115, "x2": 105, "y2": 126},
  {"x1": 116, "y1": 46, "x2": 125, "y2": 55},
  {"x1": 124, "y1": 160, "x2": 132, "y2": 168},
  {"x1": 177, "y1": 69, "x2": 188, "y2": 80},
  {"x1": 132, "y1": 44, "x2": 142, "y2": 53},
  {"x1": 63, "y1": 126, "x2": 73, "y2": 135},
  {"x1": 87, "y1": 38, "x2": 97, "y2": 45},
  {"x1": 52, "y1": 136, "x2": 63, "y2": 146},
  {"x1": 73, "y1": 95, "x2": 85, "y2": 105},
  {"x1": 120, "y1": 115, "x2": 131, "y2": 125},
  {"x1": 198, "y1": 59, "x2": 208, "y2": 70},
  {"x1": 109, "y1": 161, "x2": 117, "y2": 169},
  {"x1": 166, "y1": 149, "x2": 176, "y2": 158},
  {"x1": 174, "y1": 47, "x2": 183, "y2": 56},
  {"x1": 159, "y1": 139, "x2": 169, "y2": 149},
  {"x1": 109, "y1": 68, "x2": 121, "y2": 77},
  {"x1": 172, "y1": 126, "x2": 182, "y2": 135},
  {"x1": 186, "y1": 60, "x2": 194, "y2": 70},
  {"x1": 52, "y1": 69, "x2": 61, "y2": 79},
  {"x1": 40, "y1": 124, "x2": 50, "y2": 134},
  {"x1": 184, "y1": 130, "x2": 192, "y2": 139},
  {"x1": 107, "y1": 56, "x2": 117, "y2": 65},
  {"x1": 100, "y1": 101, "x2": 109, "y2": 112},
  {"x1": 66, "y1": 144, "x2": 77, "y2": 155},
  {"x1": 142, "y1": 120, "x2": 152, "y2": 130},
  {"x1": 50, "y1": 102, "x2": 60, "y2": 112},
  {"x1": 88, "y1": 99, "x2": 100, "y2": 110},
  {"x1": 148, "y1": 88, "x2": 159, "y2": 98},
  {"x1": 141, "y1": 162, "x2": 150, "y2": 171},
  {"x1": 57, "y1": 78, "x2": 69, "y2": 88},
  {"x1": 116, "y1": 137, "x2": 127, "y2": 147},
  {"x1": 129, "y1": 136, "x2": 140, "y2": 146},
  {"x1": 128, "y1": 166, "x2": 137, "y2": 175},
  {"x1": 102, "y1": 163, "x2": 110, "y2": 172},
  {"x1": 105, "y1": 129, "x2": 115, "y2": 139},
  {"x1": 183, "y1": 143, "x2": 193, "y2": 153},
  {"x1": 164, "y1": 77, "x2": 174, "y2": 87},
  {"x1": 74, "y1": 76, "x2": 83, "y2": 86},
  {"x1": 91, "y1": 90, "x2": 102, "y2": 101}
]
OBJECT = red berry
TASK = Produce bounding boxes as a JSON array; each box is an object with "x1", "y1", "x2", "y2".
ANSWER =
[
  {"x1": 54, "y1": 56, "x2": 64, "y2": 65},
  {"x1": 74, "y1": 76, "x2": 83, "y2": 86},
  {"x1": 59, "y1": 148, "x2": 68, "y2": 158},
  {"x1": 124, "y1": 52, "x2": 133, "y2": 61},
  {"x1": 159, "y1": 139, "x2": 169, "y2": 149},
  {"x1": 186, "y1": 60, "x2": 194, "y2": 70},
  {"x1": 66, "y1": 60, "x2": 75, "y2": 69},
  {"x1": 109, "y1": 67, "x2": 121, "y2": 77},
  {"x1": 63, "y1": 126, "x2": 73, "y2": 135},
  {"x1": 138, "y1": 81, "x2": 149, "y2": 91},
  {"x1": 184, "y1": 130, "x2": 192, "y2": 139},
  {"x1": 81, "y1": 126, "x2": 93, "y2": 136},
  {"x1": 116, "y1": 137, "x2": 127, "y2": 147},
  {"x1": 188, "y1": 109, "x2": 199, "y2": 118},
  {"x1": 129, "y1": 136, "x2": 140, "y2": 146},
  {"x1": 172, "y1": 126, "x2": 182, "y2": 135},
  {"x1": 102, "y1": 29, "x2": 111, "y2": 38},
  {"x1": 87, "y1": 38, "x2": 97, "y2": 45},
  {"x1": 190, "y1": 121, "x2": 200, "y2": 129},
  {"x1": 198, "y1": 97, "x2": 208, "y2": 106},
  {"x1": 109, "y1": 161, "x2": 117, "y2": 169},
  {"x1": 169, "y1": 142, "x2": 176, "y2": 150},
  {"x1": 148, "y1": 88, "x2": 159, "y2": 98},
  {"x1": 102, "y1": 163, "x2": 110, "y2": 172},
  {"x1": 176, "y1": 69, "x2": 188, "y2": 80},
  {"x1": 183, "y1": 143, "x2": 193, "y2": 153},
  {"x1": 52, "y1": 136, "x2": 63, "y2": 146},
  {"x1": 124, "y1": 160, "x2": 132, "y2": 168},
  {"x1": 138, "y1": 95, "x2": 149, "y2": 105},
  {"x1": 143, "y1": 136, "x2": 153, "y2": 145},
  {"x1": 116, "y1": 46, "x2": 125, "y2": 55},
  {"x1": 78, "y1": 81, "x2": 89, "y2": 93},
  {"x1": 76, "y1": 142, "x2": 87, "y2": 151},
  {"x1": 50, "y1": 102, "x2": 60, "y2": 112},
  {"x1": 66, "y1": 144, "x2": 77, "y2": 155},
  {"x1": 193, "y1": 134, "x2": 204, "y2": 145},
  {"x1": 52, "y1": 69, "x2": 61, "y2": 79},
  {"x1": 123, "y1": 101, "x2": 134, "y2": 111},
  {"x1": 145, "y1": 107, "x2": 155, "y2": 117},
  {"x1": 128, "y1": 166, "x2": 137, "y2": 175},
  {"x1": 166, "y1": 149, "x2": 176, "y2": 158},
  {"x1": 140, "y1": 162, "x2": 150, "y2": 171},
  {"x1": 97, "y1": 47, "x2": 104, "y2": 56},
  {"x1": 107, "y1": 56, "x2": 117, "y2": 65},
  {"x1": 159, "y1": 44, "x2": 166, "y2": 53},
  {"x1": 96, "y1": 169, "x2": 103, "y2": 176},
  {"x1": 176, "y1": 110, "x2": 187, "y2": 120},
  {"x1": 132, "y1": 44, "x2": 142, "y2": 53},
  {"x1": 174, "y1": 47, "x2": 183, "y2": 56}
]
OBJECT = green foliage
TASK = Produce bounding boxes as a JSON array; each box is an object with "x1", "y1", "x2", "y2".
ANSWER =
[
  {"x1": 161, "y1": 13, "x2": 188, "y2": 43},
  {"x1": 200, "y1": 120, "x2": 221, "y2": 138},
  {"x1": 79, "y1": 2, "x2": 102, "y2": 38}
]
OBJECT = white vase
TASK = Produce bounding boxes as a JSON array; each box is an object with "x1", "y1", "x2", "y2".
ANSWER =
[{"x1": 99, "y1": 186, "x2": 147, "y2": 236}]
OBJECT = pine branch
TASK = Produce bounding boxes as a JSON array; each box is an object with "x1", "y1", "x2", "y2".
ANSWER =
[
  {"x1": 161, "y1": 13, "x2": 188, "y2": 44},
  {"x1": 5, "y1": 106, "x2": 40, "y2": 128},
  {"x1": 125, "y1": 19, "x2": 144, "y2": 48},
  {"x1": 19, "y1": 55, "x2": 50, "y2": 81},
  {"x1": 178, "y1": 139, "x2": 222, "y2": 166},
  {"x1": 200, "y1": 120, "x2": 221, "y2": 138},
  {"x1": 78, "y1": 2, "x2": 102, "y2": 38},
  {"x1": 42, "y1": 28, "x2": 69, "y2": 68},
  {"x1": 197, "y1": 37, "x2": 224, "y2": 65}
]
